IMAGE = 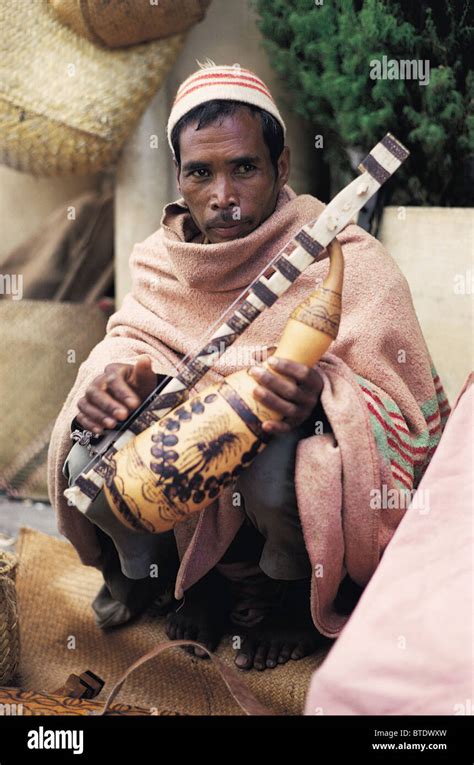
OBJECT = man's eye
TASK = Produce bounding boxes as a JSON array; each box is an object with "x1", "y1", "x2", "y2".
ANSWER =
[
  {"x1": 191, "y1": 169, "x2": 210, "y2": 178},
  {"x1": 236, "y1": 163, "x2": 256, "y2": 174}
]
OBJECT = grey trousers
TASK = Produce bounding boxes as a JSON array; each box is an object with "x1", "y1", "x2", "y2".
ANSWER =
[
  {"x1": 233, "y1": 421, "x2": 313, "y2": 580},
  {"x1": 63, "y1": 419, "x2": 314, "y2": 588}
]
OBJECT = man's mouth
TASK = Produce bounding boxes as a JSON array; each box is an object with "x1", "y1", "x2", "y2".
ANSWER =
[{"x1": 208, "y1": 221, "x2": 248, "y2": 239}]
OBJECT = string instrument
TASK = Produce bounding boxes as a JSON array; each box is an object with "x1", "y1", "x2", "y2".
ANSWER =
[{"x1": 64, "y1": 133, "x2": 409, "y2": 533}]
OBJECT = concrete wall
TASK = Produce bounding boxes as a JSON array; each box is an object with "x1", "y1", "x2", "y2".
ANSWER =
[{"x1": 379, "y1": 207, "x2": 473, "y2": 404}]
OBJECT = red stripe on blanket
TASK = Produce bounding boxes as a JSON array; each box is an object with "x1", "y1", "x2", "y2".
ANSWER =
[
  {"x1": 366, "y1": 401, "x2": 426, "y2": 458},
  {"x1": 391, "y1": 467, "x2": 413, "y2": 490},
  {"x1": 392, "y1": 439, "x2": 429, "y2": 466},
  {"x1": 391, "y1": 457, "x2": 413, "y2": 480},
  {"x1": 389, "y1": 413, "x2": 406, "y2": 422},
  {"x1": 395, "y1": 417, "x2": 439, "y2": 435},
  {"x1": 395, "y1": 422, "x2": 410, "y2": 434},
  {"x1": 361, "y1": 386, "x2": 407, "y2": 420},
  {"x1": 387, "y1": 436, "x2": 416, "y2": 464},
  {"x1": 363, "y1": 394, "x2": 413, "y2": 444}
]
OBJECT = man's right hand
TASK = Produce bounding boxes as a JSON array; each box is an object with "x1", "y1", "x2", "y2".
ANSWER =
[{"x1": 75, "y1": 355, "x2": 157, "y2": 434}]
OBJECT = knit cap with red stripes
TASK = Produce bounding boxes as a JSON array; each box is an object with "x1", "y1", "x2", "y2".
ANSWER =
[{"x1": 167, "y1": 62, "x2": 286, "y2": 155}]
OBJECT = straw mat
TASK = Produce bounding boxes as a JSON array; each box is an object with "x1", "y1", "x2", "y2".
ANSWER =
[{"x1": 14, "y1": 528, "x2": 330, "y2": 715}]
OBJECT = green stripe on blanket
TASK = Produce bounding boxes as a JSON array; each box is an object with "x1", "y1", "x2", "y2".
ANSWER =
[{"x1": 355, "y1": 366, "x2": 450, "y2": 492}]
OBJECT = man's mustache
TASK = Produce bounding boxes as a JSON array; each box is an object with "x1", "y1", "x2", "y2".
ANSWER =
[{"x1": 207, "y1": 213, "x2": 251, "y2": 228}]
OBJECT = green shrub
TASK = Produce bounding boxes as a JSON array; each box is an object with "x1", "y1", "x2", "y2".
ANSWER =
[{"x1": 254, "y1": 0, "x2": 473, "y2": 205}]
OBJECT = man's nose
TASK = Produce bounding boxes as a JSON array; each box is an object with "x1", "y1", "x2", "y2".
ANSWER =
[{"x1": 210, "y1": 176, "x2": 238, "y2": 209}]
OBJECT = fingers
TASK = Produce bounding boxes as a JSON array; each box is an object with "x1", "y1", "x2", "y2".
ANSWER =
[
  {"x1": 105, "y1": 371, "x2": 141, "y2": 410},
  {"x1": 249, "y1": 361, "x2": 320, "y2": 420},
  {"x1": 76, "y1": 379, "x2": 123, "y2": 434},
  {"x1": 250, "y1": 345, "x2": 277, "y2": 364},
  {"x1": 76, "y1": 398, "x2": 117, "y2": 434},
  {"x1": 267, "y1": 357, "x2": 323, "y2": 393},
  {"x1": 132, "y1": 355, "x2": 153, "y2": 383},
  {"x1": 248, "y1": 359, "x2": 323, "y2": 433},
  {"x1": 134, "y1": 354, "x2": 153, "y2": 370},
  {"x1": 249, "y1": 364, "x2": 310, "y2": 405},
  {"x1": 261, "y1": 420, "x2": 292, "y2": 436},
  {"x1": 253, "y1": 384, "x2": 300, "y2": 421},
  {"x1": 88, "y1": 379, "x2": 130, "y2": 416},
  {"x1": 75, "y1": 357, "x2": 156, "y2": 434},
  {"x1": 129, "y1": 355, "x2": 158, "y2": 402},
  {"x1": 75, "y1": 364, "x2": 142, "y2": 433}
]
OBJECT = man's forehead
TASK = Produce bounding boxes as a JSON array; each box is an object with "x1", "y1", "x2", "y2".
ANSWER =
[{"x1": 179, "y1": 109, "x2": 266, "y2": 158}]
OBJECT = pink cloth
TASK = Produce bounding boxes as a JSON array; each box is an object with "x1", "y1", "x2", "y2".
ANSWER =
[
  {"x1": 47, "y1": 184, "x2": 449, "y2": 638},
  {"x1": 304, "y1": 373, "x2": 473, "y2": 715}
]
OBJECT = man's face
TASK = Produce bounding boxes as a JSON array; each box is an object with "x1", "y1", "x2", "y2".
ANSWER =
[{"x1": 175, "y1": 107, "x2": 290, "y2": 244}]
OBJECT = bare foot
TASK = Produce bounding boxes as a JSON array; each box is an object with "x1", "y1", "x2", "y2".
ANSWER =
[
  {"x1": 165, "y1": 568, "x2": 231, "y2": 658},
  {"x1": 233, "y1": 577, "x2": 334, "y2": 671}
]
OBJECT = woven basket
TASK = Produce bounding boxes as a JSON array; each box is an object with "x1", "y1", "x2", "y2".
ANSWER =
[
  {"x1": 0, "y1": 551, "x2": 20, "y2": 687},
  {"x1": 49, "y1": 0, "x2": 212, "y2": 48},
  {"x1": 0, "y1": 0, "x2": 185, "y2": 176},
  {"x1": 0, "y1": 687, "x2": 176, "y2": 716}
]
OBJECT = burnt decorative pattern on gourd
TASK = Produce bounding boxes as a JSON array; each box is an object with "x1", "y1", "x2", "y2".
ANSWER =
[
  {"x1": 147, "y1": 393, "x2": 261, "y2": 510},
  {"x1": 290, "y1": 286, "x2": 342, "y2": 339}
]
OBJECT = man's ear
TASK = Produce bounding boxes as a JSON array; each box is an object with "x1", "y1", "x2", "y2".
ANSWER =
[{"x1": 276, "y1": 145, "x2": 291, "y2": 190}]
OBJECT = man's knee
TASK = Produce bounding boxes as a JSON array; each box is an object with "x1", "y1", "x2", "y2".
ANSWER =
[
  {"x1": 234, "y1": 464, "x2": 299, "y2": 538},
  {"x1": 234, "y1": 431, "x2": 302, "y2": 521},
  {"x1": 236, "y1": 474, "x2": 291, "y2": 518}
]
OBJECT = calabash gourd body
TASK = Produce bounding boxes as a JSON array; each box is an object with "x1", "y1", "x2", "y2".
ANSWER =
[{"x1": 103, "y1": 241, "x2": 344, "y2": 533}]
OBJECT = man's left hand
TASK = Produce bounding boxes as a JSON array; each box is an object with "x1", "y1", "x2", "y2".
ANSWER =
[{"x1": 248, "y1": 357, "x2": 323, "y2": 435}]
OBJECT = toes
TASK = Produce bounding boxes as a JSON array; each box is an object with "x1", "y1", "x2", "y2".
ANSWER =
[
  {"x1": 235, "y1": 636, "x2": 255, "y2": 670},
  {"x1": 177, "y1": 623, "x2": 200, "y2": 654},
  {"x1": 235, "y1": 634, "x2": 296, "y2": 671},
  {"x1": 193, "y1": 630, "x2": 218, "y2": 658},
  {"x1": 276, "y1": 643, "x2": 294, "y2": 665},
  {"x1": 234, "y1": 628, "x2": 320, "y2": 671},
  {"x1": 172, "y1": 621, "x2": 193, "y2": 645},
  {"x1": 253, "y1": 642, "x2": 269, "y2": 671},
  {"x1": 165, "y1": 614, "x2": 221, "y2": 658},
  {"x1": 235, "y1": 652, "x2": 253, "y2": 670},
  {"x1": 290, "y1": 647, "x2": 305, "y2": 660},
  {"x1": 265, "y1": 642, "x2": 282, "y2": 669},
  {"x1": 290, "y1": 637, "x2": 317, "y2": 660}
]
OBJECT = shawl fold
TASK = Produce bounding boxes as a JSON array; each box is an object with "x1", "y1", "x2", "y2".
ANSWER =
[{"x1": 47, "y1": 184, "x2": 449, "y2": 637}]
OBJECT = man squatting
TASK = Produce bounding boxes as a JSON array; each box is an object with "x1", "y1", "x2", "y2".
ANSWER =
[{"x1": 50, "y1": 65, "x2": 438, "y2": 671}]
